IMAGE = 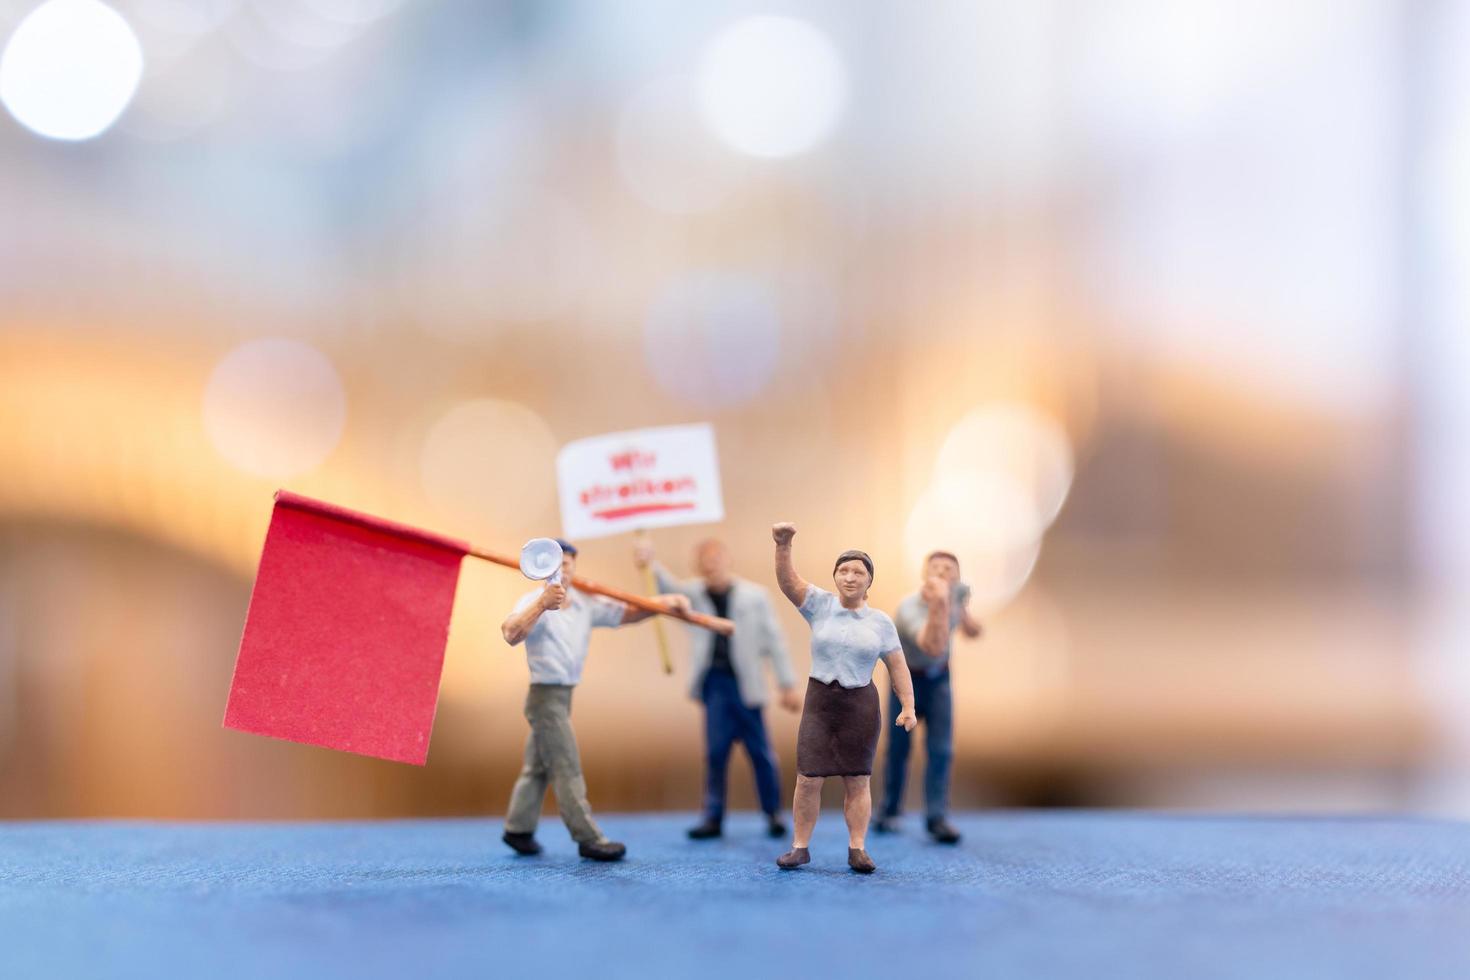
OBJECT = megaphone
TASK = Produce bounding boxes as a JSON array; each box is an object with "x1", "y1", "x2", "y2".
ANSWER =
[{"x1": 519, "y1": 537, "x2": 564, "y2": 584}]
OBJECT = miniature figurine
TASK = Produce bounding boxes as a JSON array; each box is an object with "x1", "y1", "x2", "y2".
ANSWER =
[
  {"x1": 635, "y1": 537, "x2": 802, "y2": 840},
  {"x1": 500, "y1": 538, "x2": 691, "y2": 861},
  {"x1": 770, "y1": 522, "x2": 916, "y2": 873},
  {"x1": 875, "y1": 551, "x2": 983, "y2": 844}
]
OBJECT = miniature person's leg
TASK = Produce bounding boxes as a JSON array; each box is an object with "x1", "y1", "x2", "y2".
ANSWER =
[
  {"x1": 791, "y1": 774, "x2": 823, "y2": 847},
  {"x1": 702, "y1": 672, "x2": 739, "y2": 824},
  {"x1": 879, "y1": 688, "x2": 913, "y2": 819},
  {"x1": 533, "y1": 686, "x2": 605, "y2": 844},
  {"x1": 923, "y1": 674, "x2": 955, "y2": 823},
  {"x1": 842, "y1": 775, "x2": 872, "y2": 849},
  {"x1": 504, "y1": 704, "x2": 550, "y2": 835},
  {"x1": 733, "y1": 696, "x2": 783, "y2": 818}
]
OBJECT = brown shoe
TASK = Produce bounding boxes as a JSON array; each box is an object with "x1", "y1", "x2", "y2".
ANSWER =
[
  {"x1": 578, "y1": 839, "x2": 626, "y2": 862},
  {"x1": 502, "y1": 831, "x2": 542, "y2": 856},
  {"x1": 848, "y1": 847, "x2": 876, "y2": 873},
  {"x1": 776, "y1": 846, "x2": 810, "y2": 869}
]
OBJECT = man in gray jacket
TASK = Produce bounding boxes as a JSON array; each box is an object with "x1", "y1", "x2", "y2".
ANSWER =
[{"x1": 636, "y1": 537, "x2": 801, "y2": 839}]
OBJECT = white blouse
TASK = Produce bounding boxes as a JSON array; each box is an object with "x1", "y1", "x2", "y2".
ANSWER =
[{"x1": 799, "y1": 585, "x2": 901, "y2": 689}]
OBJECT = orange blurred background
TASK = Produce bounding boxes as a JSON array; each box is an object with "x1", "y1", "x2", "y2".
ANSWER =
[{"x1": 3, "y1": 0, "x2": 1469, "y2": 819}]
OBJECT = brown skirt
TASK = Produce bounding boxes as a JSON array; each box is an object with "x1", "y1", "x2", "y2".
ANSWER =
[{"x1": 796, "y1": 677, "x2": 881, "y2": 777}]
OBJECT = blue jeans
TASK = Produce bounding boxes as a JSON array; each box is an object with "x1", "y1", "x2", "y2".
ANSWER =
[
  {"x1": 880, "y1": 671, "x2": 954, "y2": 821},
  {"x1": 701, "y1": 670, "x2": 782, "y2": 821}
]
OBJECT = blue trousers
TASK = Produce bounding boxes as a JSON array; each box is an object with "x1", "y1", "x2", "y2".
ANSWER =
[
  {"x1": 880, "y1": 671, "x2": 954, "y2": 821},
  {"x1": 701, "y1": 670, "x2": 782, "y2": 821}
]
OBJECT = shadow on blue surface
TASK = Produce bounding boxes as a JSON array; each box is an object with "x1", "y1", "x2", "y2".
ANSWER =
[{"x1": 1, "y1": 812, "x2": 1467, "y2": 979}]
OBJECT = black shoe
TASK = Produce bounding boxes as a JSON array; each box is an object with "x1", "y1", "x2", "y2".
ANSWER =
[
  {"x1": 872, "y1": 816, "x2": 900, "y2": 834},
  {"x1": 776, "y1": 846, "x2": 810, "y2": 869},
  {"x1": 578, "y1": 839, "x2": 627, "y2": 862},
  {"x1": 927, "y1": 818, "x2": 962, "y2": 844},
  {"x1": 502, "y1": 831, "x2": 542, "y2": 856},
  {"x1": 766, "y1": 815, "x2": 788, "y2": 838},
  {"x1": 687, "y1": 819, "x2": 723, "y2": 840},
  {"x1": 848, "y1": 847, "x2": 876, "y2": 874}
]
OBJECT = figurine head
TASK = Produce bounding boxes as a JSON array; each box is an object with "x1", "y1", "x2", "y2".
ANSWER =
[
  {"x1": 694, "y1": 538, "x2": 734, "y2": 591},
  {"x1": 923, "y1": 551, "x2": 960, "y2": 586},
  {"x1": 832, "y1": 549, "x2": 874, "y2": 603},
  {"x1": 555, "y1": 538, "x2": 578, "y2": 580}
]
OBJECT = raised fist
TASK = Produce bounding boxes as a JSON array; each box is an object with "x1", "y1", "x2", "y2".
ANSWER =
[{"x1": 771, "y1": 522, "x2": 797, "y2": 546}]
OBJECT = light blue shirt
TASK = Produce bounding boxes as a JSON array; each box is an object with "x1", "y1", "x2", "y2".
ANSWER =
[
  {"x1": 799, "y1": 585, "x2": 901, "y2": 689},
  {"x1": 512, "y1": 587, "x2": 627, "y2": 686},
  {"x1": 895, "y1": 590, "x2": 967, "y2": 677}
]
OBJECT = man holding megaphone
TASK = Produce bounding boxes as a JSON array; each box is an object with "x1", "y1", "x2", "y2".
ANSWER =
[{"x1": 500, "y1": 537, "x2": 691, "y2": 861}]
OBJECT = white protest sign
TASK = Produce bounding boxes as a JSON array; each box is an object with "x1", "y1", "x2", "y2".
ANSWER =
[{"x1": 556, "y1": 424, "x2": 724, "y2": 540}]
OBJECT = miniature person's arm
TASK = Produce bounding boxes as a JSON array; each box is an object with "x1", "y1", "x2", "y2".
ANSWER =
[
  {"x1": 634, "y1": 540, "x2": 702, "y2": 602},
  {"x1": 882, "y1": 649, "x2": 918, "y2": 731},
  {"x1": 652, "y1": 564, "x2": 703, "y2": 602},
  {"x1": 956, "y1": 583, "x2": 983, "y2": 639},
  {"x1": 756, "y1": 590, "x2": 802, "y2": 711},
  {"x1": 916, "y1": 578, "x2": 952, "y2": 657},
  {"x1": 771, "y1": 522, "x2": 809, "y2": 609},
  {"x1": 501, "y1": 581, "x2": 566, "y2": 646},
  {"x1": 619, "y1": 593, "x2": 692, "y2": 626},
  {"x1": 959, "y1": 610, "x2": 983, "y2": 640}
]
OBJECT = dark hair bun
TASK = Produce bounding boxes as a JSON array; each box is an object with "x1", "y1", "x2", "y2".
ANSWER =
[{"x1": 833, "y1": 549, "x2": 874, "y2": 581}]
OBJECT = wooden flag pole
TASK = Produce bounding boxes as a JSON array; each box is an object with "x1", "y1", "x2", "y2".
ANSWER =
[
  {"x1": 637, "y1": 529, "x2": 674, "y2": 675},
  {"x1": 465, "y1": 544, "x2": 733, "y2": 637}
]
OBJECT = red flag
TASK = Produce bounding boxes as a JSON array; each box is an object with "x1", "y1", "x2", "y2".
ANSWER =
[{"x1": 223, "y1": 491, "x2": 469, "y2": 765}]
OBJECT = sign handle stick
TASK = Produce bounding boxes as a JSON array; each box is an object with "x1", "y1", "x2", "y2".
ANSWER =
[{"x1": 638, "y1": 529, "x2": 674, "y2": 675}]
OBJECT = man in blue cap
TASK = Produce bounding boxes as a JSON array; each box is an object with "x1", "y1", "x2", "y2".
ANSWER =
[{"x1": 500, "y1": 538, "x2": 690, "y2": 861}]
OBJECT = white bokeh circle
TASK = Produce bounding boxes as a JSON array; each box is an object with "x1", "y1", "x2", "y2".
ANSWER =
[
  {"x1": 419, "y1": 399, "x2": 558, "y2": 537},
  {"x1": 904, "y1": 472, "x2": 1046, "y2": 616},
  {"x1": 0, "y1": 0, "x2": 144, "y2": 141},
  {"x1": 695, "y1": 15, "x2": 846, "y2": 158},
  {"x1": 934, "y1": 403, "x2": 1075, "y2": 528},
  {"x1": 203, "y1": 338, "x2": 347, "y2": 479}
]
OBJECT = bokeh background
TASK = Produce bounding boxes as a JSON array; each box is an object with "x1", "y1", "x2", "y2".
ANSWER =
[{"x1": 4, "y1": 0, "x2": 1470, "y2": 821}]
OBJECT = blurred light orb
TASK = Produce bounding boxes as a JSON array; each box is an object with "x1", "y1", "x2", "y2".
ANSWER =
[
  {"x1": 203, "y1": 339, "x2": 346, "y2": 479},
  {"x1": 934, "y1": 403, "x2": 1075, "y2": 528},
  {"x1": 696, "y1": 15, "x2": 846, "y2": 158},
  {"x1": 643, "y1": 272, "x2": 781, "y2": 409},
  {"x1": 904, "y1": 473, "x2": 1044, "y2": 615},
  {"x1": 420, "y1": 400, "x2": 558, "y2": 537},
  {"x1": 0, "y1": 0, "x2": 144, "y2": 141},
  {"x1": 617, "y1": 75, "x2": 743, "y2": 214}
]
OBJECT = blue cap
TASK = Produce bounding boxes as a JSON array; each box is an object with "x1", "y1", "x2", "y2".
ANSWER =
[{"x1": 554, "y1": 538, "x2": 577, "y2": 556}]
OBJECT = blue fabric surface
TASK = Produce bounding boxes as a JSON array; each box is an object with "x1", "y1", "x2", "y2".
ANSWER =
[{"x1": 1, "y1": 812, "x2": 1466, "y2": 980}]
